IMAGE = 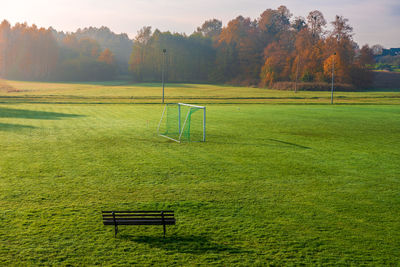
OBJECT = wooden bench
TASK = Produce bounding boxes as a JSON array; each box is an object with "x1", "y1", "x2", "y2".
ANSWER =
[{"x1": 102, "y1": 210, "x2": 175, "y2": 237}]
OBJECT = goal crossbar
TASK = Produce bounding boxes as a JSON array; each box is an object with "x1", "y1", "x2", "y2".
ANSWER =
[
  {"x1": 158, "y1": 103, "x2": 206, "y2": 143},
  {"x1": 178, "y1": 103, "x2": 205, "y2": 109}
]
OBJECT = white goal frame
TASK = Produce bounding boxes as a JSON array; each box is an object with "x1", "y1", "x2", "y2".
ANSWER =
[{"x1": 157, "y1": 103, "x2": 206, "y2": 143}]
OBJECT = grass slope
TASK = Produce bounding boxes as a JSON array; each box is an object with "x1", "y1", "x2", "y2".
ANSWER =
[{"x1": 0, "y1": 103, "x2": 399, "y2": 265}]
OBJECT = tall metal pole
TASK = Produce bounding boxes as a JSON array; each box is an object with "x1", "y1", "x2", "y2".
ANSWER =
[
  {"x1": 331, "y1": 52, "x2": 336, "y2": 104},
  {"x1": 295, "y1": 55, "x2": 300, "y2": 93},
  {"x1": 162, "y1": 48, "x2": 166, "y2": 104}
]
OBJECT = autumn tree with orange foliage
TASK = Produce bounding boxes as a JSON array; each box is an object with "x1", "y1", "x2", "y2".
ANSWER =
[
  {"x1": 126, "y1": 6, "x2": 375, "y2": 89},
  {"x1": 259, "y1": 9, "x2": 327, "y2": 87},
  {"x1": 214, "y1": 16, "x2": 261, "y2": 84},
  {"x1": 0, "y1": 21, "x2": 59, "y2": 80},
  {"x1": 259, "y1": 9, "x2": 374, "y2": 90},
  {"x1": 259, "y1": 39, "x2": 294, "y2": 87},
  {"x1": 98, "y1": 48, "x2": 115, "y2": 65}
]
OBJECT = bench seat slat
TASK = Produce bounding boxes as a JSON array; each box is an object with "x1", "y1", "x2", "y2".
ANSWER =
[
  {"x1": 104, "y1": 220, "x2": 175, "y2": 226},
  {"x1": 103, "y1": 217, "x2": 174, "y2": 220},
  {"x1": 103, "y1": 218, "x2": 176, "y2": 222},
  {"x1": 103, "y1": 214, "x2": 174, "y2": 217},
  {"x1": 102, "y1": 211, "x2": 174, "y2": 213},
  {"x1": 102, "y1": 210, "x2": 175, "y2": 237},
  {"x1": 103, "y1": 218, "x2": 175, "y2": 220},
  {"x1": 103, "y1": 217, "x2": 176, "y2": 221}
]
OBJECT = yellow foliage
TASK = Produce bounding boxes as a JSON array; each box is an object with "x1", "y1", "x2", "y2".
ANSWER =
[{"x1": 323, "y1": 54, "x2": 336, "y2": 78}]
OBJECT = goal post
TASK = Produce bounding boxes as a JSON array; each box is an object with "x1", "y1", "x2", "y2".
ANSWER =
[{"x1": 158, "y1": 103, "x2": 206, "y2": 143}]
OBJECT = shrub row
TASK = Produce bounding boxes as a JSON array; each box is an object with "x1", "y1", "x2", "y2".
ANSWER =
[{"x1": 271, "y1": 82, "x2": 357, "y2": 91}]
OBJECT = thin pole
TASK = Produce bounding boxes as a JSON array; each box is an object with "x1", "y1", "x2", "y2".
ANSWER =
[
  {"x1": 178, "y1": 104, "x2": 181, "y2": 135},
  {"x1": 162, "y1": 48, "x2": 166, "y2": 104},
  {"x1": 203, "y1": 107, "x2": 206, "y2": 142},
  {"x1": 331, "y1": 52, "x2": 336, "y2": 104},
  {"x1": 295, "y1": 55, "x2": 300, "y2": 93}
]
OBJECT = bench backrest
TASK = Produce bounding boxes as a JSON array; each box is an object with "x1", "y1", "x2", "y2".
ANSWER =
[{"x1": 102, "y1": 211, "x2": 175, "y2": 225}]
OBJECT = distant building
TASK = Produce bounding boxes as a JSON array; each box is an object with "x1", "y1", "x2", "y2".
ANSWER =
[{"x1": 381, "y1": 48, "x2": 400, "y2": 56}]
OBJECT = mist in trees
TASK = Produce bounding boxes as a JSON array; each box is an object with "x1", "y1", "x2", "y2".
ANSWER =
[
  {"x1": 129, "y1": 26, "x2": 216, "y2": 83},
  {"x1": 52, "y1": 33, "x2": 117, "y2": 81},
  {"x1": 55, "y1": 26, "x2": 133, "y2": 74},
  {"x1": 0, "y1": 22, "x2": 124, "y2": 81},
  {"x1": 0, "y1": 21, "x2": 58, "y2": 80}
]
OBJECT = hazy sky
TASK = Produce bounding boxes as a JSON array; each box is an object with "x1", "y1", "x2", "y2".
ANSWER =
[{"x1": 2, "y1": 0, "x2": 400, "y2": 47}]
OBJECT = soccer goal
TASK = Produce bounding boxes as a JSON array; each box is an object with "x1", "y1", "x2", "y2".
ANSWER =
[{"x1": 157, "y1": 103, "x2": 206, "y2": 143}]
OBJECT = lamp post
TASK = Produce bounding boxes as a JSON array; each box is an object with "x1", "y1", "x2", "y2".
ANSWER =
[
  {"x1": 294, "y1": 55, "x2": 300, "y2": 93},
  {"x1": 331, "y1": 52, "x2": 336, "y2": 104},
  {"x1": 162, "y1": 48, "x2": 166, "y2": 104}
]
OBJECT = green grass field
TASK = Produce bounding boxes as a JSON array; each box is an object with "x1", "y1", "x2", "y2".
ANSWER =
[
  {"x1": 0, "y1": 81, "x2": 400, "y2": 265},
  {"x1": 1, "y1": 79, "x2": 400, "y2": 104}
]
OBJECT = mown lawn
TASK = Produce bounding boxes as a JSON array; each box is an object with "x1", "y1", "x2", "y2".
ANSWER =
[
  {"x1": 1, "y1": 80, "x2": 400, "y2": 104},
  {"x1": 0, "y1": 102, "x2": 399, "y2": 265}
]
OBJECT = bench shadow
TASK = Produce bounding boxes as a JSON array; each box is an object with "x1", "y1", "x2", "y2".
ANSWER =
[
  {"x1": 0, "y1": 122, "x2": 36, "y2": 132},
  {"x1": 119, "y1": 233, "x2": 247, "y2": 255},
  {"x1": 0, "y1": 107, "x2": 83, "y2": 120}
]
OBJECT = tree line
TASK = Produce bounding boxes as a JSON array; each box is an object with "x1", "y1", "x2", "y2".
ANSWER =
[
  {"x1": 0, "y1": 21, "x2": 132, "y2": 81},
  {"x1": 0, "y1": 6, "x2": 379, "y2": 89},
  {"x1": 130, "y1": 6, "x2": 376, "y2": 89}
]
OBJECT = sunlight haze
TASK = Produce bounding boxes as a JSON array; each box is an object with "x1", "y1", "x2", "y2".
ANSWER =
[{"x1": 2, "y1": 0, "x2": 400, "y2": 47}]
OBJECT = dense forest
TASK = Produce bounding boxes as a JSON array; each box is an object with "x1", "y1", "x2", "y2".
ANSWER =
[
  {"x1": 0, "y1": 6, "x2": 394, "y2": 89},
  {"x1": 130, "y1": 6, "x2": 377, "y2": 89},
  {"x1": 52, "y1": 27, "x2": 133, "y2": 74},
  {"x1": 0, "y1": 21, "x2": 131, "y2": 81}
]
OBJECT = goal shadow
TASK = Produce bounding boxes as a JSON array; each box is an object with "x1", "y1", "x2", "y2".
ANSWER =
[{"x1": 208, "y1": 136, "x2": 311, "y2": 149}]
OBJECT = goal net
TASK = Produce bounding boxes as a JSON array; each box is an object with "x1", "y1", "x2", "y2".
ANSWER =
[{"x1": 158, "y1": 103, "x2": 206, "y2": 142}]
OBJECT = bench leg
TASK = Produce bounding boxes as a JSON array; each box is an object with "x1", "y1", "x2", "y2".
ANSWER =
[{"x1": 112, "y1": 211, "x2": 118, "y2": 237}]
